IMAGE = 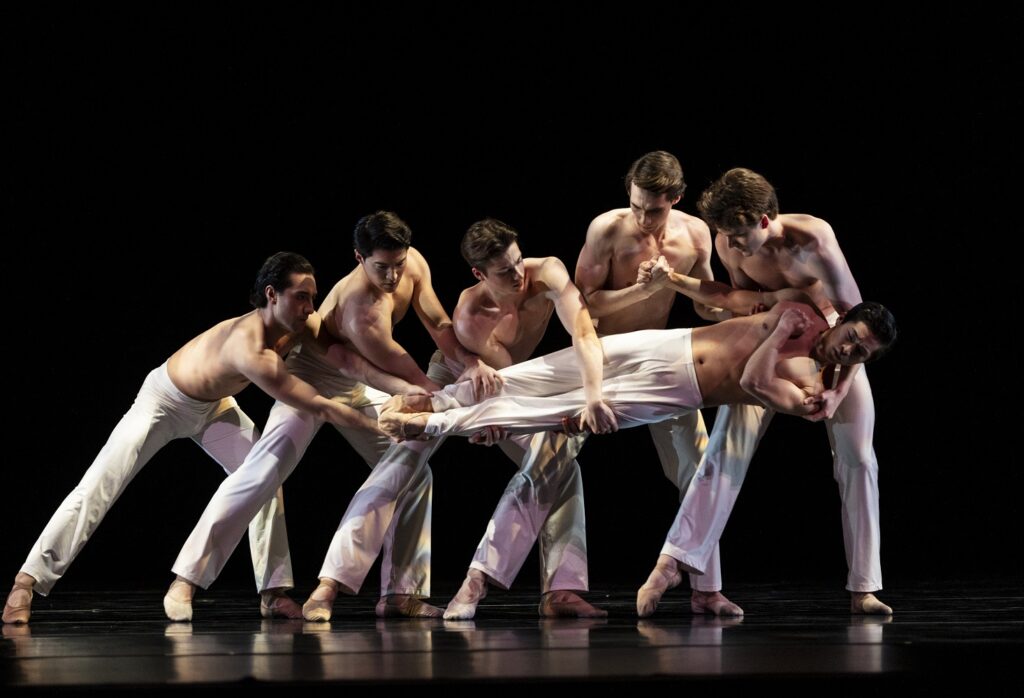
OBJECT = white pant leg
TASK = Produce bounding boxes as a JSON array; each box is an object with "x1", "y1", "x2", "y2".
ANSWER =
[
  {"x1": 826, "y1": 368, "x2": 881, "y2": 592},
  {"x1": 21, "y1": 367, "x2": 198, "y2": 595},
  {"x1": 531, "y1": 433, "x2": 589, "y2": 593},
  {"x1": 319, "y1": 427, "x2": 437, "y2": 597},
  {"x1": 322, "y1": 367, "x2": 439, "y2": 597},
  {"x1": 661, "y1": 404, "x2": 773, "y2": 587},
  {"x1": 191, "y1": 399, "x2": 293, "y2": 592},
  {"x1": 173, "y1": 399, "x2": 323, "y2": 589},
  {"x1": 648, "y1": 411, "x2": 729, "y2": 592},
  {"x1": 468, "y1": 431, "x2": 589, "y2": 592}
]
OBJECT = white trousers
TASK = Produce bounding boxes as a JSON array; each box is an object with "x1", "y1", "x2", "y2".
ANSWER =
[
  {"x1": 664, "y1": 355, "x2": 883, "y2": 592},
  {"x1": 173, "y1": 347, "x2": 433, "y2": 597},
  {"x1": 368, "y1": 352, "x2": 591, "y2": 593},
  {"x1": 21, "y1": 364, "x2": 290, "y2": 595},
  {"x1": 425, "y1": 329, "x2": 703, "y2": 436},
  {"x1": 472, "y1": 429, "x2": 589, "y2": 593},
  {"x1": 424, "y1": 328, "x2": 720, "y2": 591}
]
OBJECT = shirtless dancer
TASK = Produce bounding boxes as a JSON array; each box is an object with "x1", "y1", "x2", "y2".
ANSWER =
[
  {"x1": 573, "y1": 151, "x2": 742, "y2": 616},
  {"x1": 438, "y1": 219, "x2": 614, "y2": 620},
  {"x1": 3, "y1": 252, "x2": 386, "y2": 624},
  {"x1": 164, "y1": 212, "x2": 501, "y2": 621},
  {"x1": 655, "y1": 169, "x2": 897, "y2": 614},
  {"x1": 380, "y1": 302, "x2": 896, "y2": 447},
  {"x1": 636, "y1": 168, "x2": 897, "y2": 616}
]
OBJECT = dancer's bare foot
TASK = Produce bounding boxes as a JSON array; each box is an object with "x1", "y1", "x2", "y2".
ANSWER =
[
  {"x1": 163, "y1": 576, "x2": 196, "y2": 622},
  {"x1": 260, "y1": 588, "x2": 303, "y2": 619},
  {"x1": 380, "y1": 393, "x2": 434, "y2": 417},
  {"x1": 539, "y1": 590, "x2": 608, "y2": 618},
  {"x1": 376, "y1": 594, "x2": 443, "y2": 618},
  {"x1": 851, "y1": 592, "x2": 892, "y2": 615},
  {"x1": 636, "y1": 554, "x2": 682, "y2": 618},
  {"x1": 2, "y1": 573, "x2": 36, "y2": 625},
  {"x1": 691, "y1": 590, "x2": 744, "y2": 616},
  {"x1": 302, "y1": 578, "x2": 341, "y2": 622},
  {"x1": 444, "y1": 569, "x2": 488, "y2": 620}
]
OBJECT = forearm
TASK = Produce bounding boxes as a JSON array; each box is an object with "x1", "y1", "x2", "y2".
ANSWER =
[
  {"x1": 585, "y1": 284, "x2": 653, "y2": 318},
  {"x1": 367, "y1": 349, "x2": 436, "y2": 392},
  {"x1": 326, "y1": 344, "x2": 420, "y2": 395},
  {"x1": 266, "y1": 371, "x2": 382, "y2": 431},
  {"x1": 573, "y1": 331, "x2": 605, "y2": 404},
  {"x1": 667, "y1": 272, "x2": 764, "y2": 314},
  {"x1": 318, "y1": 396, "x2": 383, "y2": 433}
]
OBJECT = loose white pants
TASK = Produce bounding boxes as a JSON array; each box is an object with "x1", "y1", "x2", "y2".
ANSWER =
[
  {"x1": 425, "y1": 329, "x2": 703, "y2": 436},
  {"x1": 472, "y1": 429, "x2": 589, "y2": 593},
  {"x1": 664, "y1": 339, "x2": 883, "y2": 591},
  {"x1": 21, "y1": 364, "x2": 290, "y2": 595},
  {"x1": 423, "y1": 328, "x2": 719, "y2": 590},
  {"x1": 173, "y1": 347, "x2": 433, "y2": 596}
]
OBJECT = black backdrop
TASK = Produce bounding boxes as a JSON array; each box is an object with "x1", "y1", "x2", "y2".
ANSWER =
[{"x1": 5, "y1": 5, "x2": 1019, "y2": 597}]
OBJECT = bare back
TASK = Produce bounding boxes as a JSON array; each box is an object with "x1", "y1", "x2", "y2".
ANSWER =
[
  {"x1": 453, "y1": 258, "x2": 558, "y2": 368},
  {"x1": 577, "y1": 208, "x2": 712, "y2": 334},
  {"x1": 692, "y1": 309, "x2": 828, "y2": 407},
  {"x1": 166, "y1": 312, "x2": 294, "y2": 401},
  {"x1": 717, "y1": 214, "x2": 862, "y2": 311}
]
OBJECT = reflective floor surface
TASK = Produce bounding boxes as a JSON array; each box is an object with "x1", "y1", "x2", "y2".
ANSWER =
[{"x1": 3, "y1": 579, "x2": 1021, "y2": 695}]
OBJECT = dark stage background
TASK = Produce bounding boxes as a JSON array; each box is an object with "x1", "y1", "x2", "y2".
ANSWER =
[{"x1": 5, "y1": 6, "x2": 1019, "y2": 599}]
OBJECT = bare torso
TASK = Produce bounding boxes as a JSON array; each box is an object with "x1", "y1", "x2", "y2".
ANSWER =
[
  {"x1": 317, "y1": 258, "x2": 417, "y2": 349},
  {"x1": 166, "y1": 312, "x2": 294, "y2": 401},
  {"x1": 691, "y1": 310, "x2": 828, "y2": 407},
  {"x1": 717, "y1": 214, "x2": 861, "y2": 310},
  {"x1": 454, "y1": 258, "x2": 557, "y2": 368},
  {"x1": 581, "y1": 208, "x2": 711, "y2": 334}
]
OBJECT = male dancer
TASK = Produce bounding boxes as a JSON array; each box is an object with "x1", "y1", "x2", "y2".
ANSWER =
[
  {"x1": 164, "y1": 212, "x2": 501, "y2": 621},
  {"x1": 3, "y1": 252, "x2": 388, "y2": 624},
  {"x1": 574, "y1": 151, "x2": 741, "y2": 615},
  {"x1": 439, "y1": 219, "x2": 613, "y2": 620}
]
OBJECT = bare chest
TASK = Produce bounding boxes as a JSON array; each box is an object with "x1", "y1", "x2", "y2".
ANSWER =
[
  {"x1": 490, "y1": 297, "x2": 554, "y2": 357},
  {"x1": 609, "y1": 236, "x2": 700, "y2": 289},
  {"x1": 736, "y1": 250, "x2": 824, "y2": 290}
]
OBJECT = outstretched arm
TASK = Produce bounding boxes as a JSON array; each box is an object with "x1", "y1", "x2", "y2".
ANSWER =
[
  {"x1": 239, "y1": 348, "x2": 382, "y2": 433},
  {"x1": 294, "y1": 312, "x2": 423, "y2": 396},
  {"x1": 344, "y1": 303, "x2": 439, "y2": 393},
  {"x1": 655, "y1": 261, "x2": 830, "y2": 318},
  {"x1": 739, "y1": 307, "x2": 821, "y2": 416},
  {"x1": 325, "y1": 343, "x2": 424, "y2": 396},
  {"x1": 542, "y1": 258, "x2": 617, "y2": 434}
]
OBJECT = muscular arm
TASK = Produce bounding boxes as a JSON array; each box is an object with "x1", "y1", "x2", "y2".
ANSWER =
[
  {"x1": 575, "y1": 219, "x2": 651, "y2": 317},
  {"x1": 667, "y1": 272, "x2": 829, "y2": 318},
  {"x1": 541, "y1": 259, "x2": 607, "y2": 410},
  {"x1": 811, "y1": 224, "x2": 863, "y2": 312},
  {"x1": 738, "y1": 308, "x2": 820, "y2": 416},
  {"x1": 411, "y1": 251, "x2": 502, "y2": 397},
  {"x1": 237, "y1": 347, "x2": 380, "y2": 432},
  {"x1": 345, "y1": 304, "x2": 438, "y2": 392},
  {"x1": 288, "y1": 312, "x2": 422, "y2": 396},
  {"x1": 325, "y1": 343, "x2": 423, "y2": 396}
]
